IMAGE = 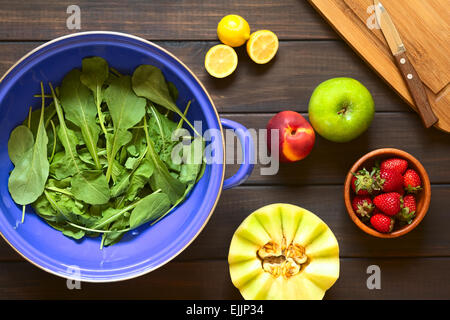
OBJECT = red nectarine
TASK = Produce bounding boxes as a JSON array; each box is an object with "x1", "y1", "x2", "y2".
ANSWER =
[{"x1": 267, "y1": 111, "x2": 315, "y2": 163}]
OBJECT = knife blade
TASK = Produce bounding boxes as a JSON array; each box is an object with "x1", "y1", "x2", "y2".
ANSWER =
[{"x1": 374, "y1": 0, "x2": 438, "y2": 128}]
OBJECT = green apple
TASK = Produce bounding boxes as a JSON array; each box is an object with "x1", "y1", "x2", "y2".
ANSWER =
[{"x1": 308, "y1": 77, "x2": 375, "y2": 143}]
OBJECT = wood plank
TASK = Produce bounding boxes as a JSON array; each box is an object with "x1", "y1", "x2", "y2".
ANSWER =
[
  {"x1": 1, "y1": 185, "x2": 449, "y2": 261},
  {"x1": 0, "y1": 41, "x2": 410, "y2": 113},
  {"x1": 0, "y1": 0, "x2": 335, "y2": 41},
  {"x1": 222, "y1": 112, "x2": 450, "y2": 185},
  {"x1": 0, "y1": 258, "x2": 449, "y2": 299}
]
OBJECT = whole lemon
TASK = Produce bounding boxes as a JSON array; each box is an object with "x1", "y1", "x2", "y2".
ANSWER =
[{"x1": 217, "y1": 14, "x2": 250, "y2": 47}]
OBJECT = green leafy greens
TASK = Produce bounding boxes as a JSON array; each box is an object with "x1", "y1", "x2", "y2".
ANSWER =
[
  {"x1": 8, "y1": 83, "x2": 49, "y2": 206},
  {"x1": 7, "y1": 57, "x2": 205, "y2": 248}
]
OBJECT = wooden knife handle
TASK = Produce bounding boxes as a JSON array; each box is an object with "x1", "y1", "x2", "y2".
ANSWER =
[{"x1": 394, "y1": 52, "x2": 438, "y2": 128}]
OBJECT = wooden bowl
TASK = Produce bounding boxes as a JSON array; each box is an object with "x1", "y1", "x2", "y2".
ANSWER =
[{"x1": 344, "y1": 148, "x2": 431, "y2": 238}]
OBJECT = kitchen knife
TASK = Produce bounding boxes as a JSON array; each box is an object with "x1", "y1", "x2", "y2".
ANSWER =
[{"x1": 374, "y1": 0, "x2": 438, "y2": 128}]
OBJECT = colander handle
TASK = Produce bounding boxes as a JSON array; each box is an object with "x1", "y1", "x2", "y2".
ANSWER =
[{"x1": 220, "y1": 118, "x2": 255, "y2": 190}]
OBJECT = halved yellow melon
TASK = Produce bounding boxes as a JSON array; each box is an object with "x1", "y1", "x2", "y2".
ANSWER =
[{"x1": 228, "y1": 203, "x2": 339, "y2": 300}]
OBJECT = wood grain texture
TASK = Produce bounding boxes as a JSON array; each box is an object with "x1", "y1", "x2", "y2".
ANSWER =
[
  {"x1": 222, "y1": 113, "x2": 450, "y2": 185},
  {"x1": 0, "y1": 258, "x2": 449, "y2": 299},
  {"x1": 394, "y1": 52, "x2": 438, "y2": 128},
  {"x1": 308, "y1": 0, "x2": 450, "y2": 133},
  {"x1": 0, "y1": 41, "x2": 408, "y2": 113},
  {"x1": 346, "y1": 0, "x2": 450, "y2": 93},
  {"x1": 1, "y1": 185, "x2": 449, "y2": 261},
  {"x1": 0, "y1": 0, "x2": 335, "y2": 41}
]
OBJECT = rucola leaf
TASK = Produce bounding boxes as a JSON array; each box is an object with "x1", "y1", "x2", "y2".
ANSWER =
[
  {"x1": 8, "y1": 125, "x2": 34, "y2": 166},
  {"x1": 167, "y1": 81, "x2": 179, "y2": 102},
  {"x1": 124, "y1": 158, "x2": 154, "y2": 202},
  {"x1": 80, "y1": 56, "x2": 109, "y2": 135},
  {"x1": 102, "y1": 217, "x2": 128, "y2": 247},
  {"x1": 179, "y1": 136, "x2": 205, "y2": 185},
  {"x1": 105, "y1": 76, "x2": 147, "y2": 129},
  {"x1": 71, "y1": 170, "x2": 111, "y2": 205},
  {"x1": 8, "y1": 83, "x2": 49, "y2": 205},
  {"x1": 143, "y1": 116, "x2": 185, "y2": 204},
  {"x1": 131, "y1": 65, "x2": 198, "y2": 135},
  {"x1": 51, "y1": 83, "x2": 83, "y2": 174},
  {"x1": 148, "y1": 105, "x2": 177, "y2": 145},
  {"x1": 151, "y1": 182, "x2": 195, "y2": 226},
  {"x1": 50, "y1": 83, "x2": 110, "y2": 205},
  {"x1": 111, "y1": 148, "x2": 151, "y2": 200},
  {"x1": 25, "y1": 102, "x2": 57, "y2": 137},
  {"x1": 60, "y1": 69, "x2": 101, "y2": 169},
  {"x1": 104, "y1": 75, "x2": 146, "y2": 181},
  {"x1": 129, "y1": 192, "x2": 170, "y2": 229}
]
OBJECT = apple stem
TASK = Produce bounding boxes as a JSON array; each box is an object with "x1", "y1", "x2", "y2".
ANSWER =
[{"x1": 337, "y1": 104, "x2": 349, "y2": 115}]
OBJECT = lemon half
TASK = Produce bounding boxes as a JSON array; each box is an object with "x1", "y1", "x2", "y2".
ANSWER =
[
  {"x1": 246, "y1": 30, "x2": 279, "y2": 64},
  {"x1": 204, "y1": 44, "x2": 238, "y2": 78}
]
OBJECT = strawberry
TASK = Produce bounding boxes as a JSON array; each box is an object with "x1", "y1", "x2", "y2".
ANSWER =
[
  {"x1": 351, "y1": 168, "x2": 382, "y2": 195},
  {"x1": 370, "y1": 213, "x2": 395, "y2": 233},
  {"x1": 379, "y1": 169, "x2": 403, "y2": 192},
  {"x1": 373, "y1": 192, "x2": 402, "y2": 216},
  {"x1": 398, "y1": 195, "x2": 416, "y2": 224},
  {"x1": 352, "y1": 196, "x2": 374, "y2": 219},
  {"x1": 403, "y1": 169, "x2": 422, "y2": 193},
  {"x1": 402, "y1": 194, "x2": 417, "y2": 213},
  {"x1": 381, "y1": 158, "x2": 408, "y2": 175}
]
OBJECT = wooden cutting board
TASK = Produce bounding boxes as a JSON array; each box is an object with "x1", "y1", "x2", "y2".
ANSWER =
[{"x1": 308, "y1": 0, "x2": 450, "y2": 133}]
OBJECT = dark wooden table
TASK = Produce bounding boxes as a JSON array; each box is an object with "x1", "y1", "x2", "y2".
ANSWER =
[{"x1": 0, "y1": 0, "x2": 449, "y2": 300}]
